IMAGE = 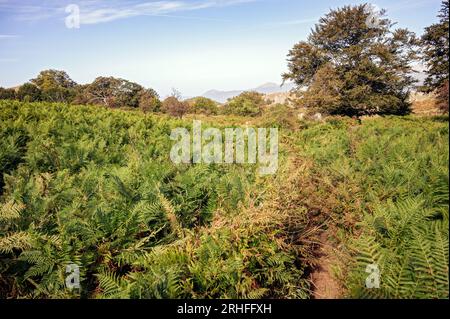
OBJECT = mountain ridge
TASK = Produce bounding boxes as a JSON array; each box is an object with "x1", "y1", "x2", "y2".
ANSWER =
[{"x1": 202, "y1": 82, "x2": 295, "y2": 103}]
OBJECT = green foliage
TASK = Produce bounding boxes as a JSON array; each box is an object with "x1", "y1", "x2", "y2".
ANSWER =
[
  {"x1": 139, "y1": 89, "x2": 161, "y2": 113},
  {"x1": 0, "y1": 87, "x2": 16, "y2": 100},
  {"x1": 421, "y1": 1, "x2": 449, "y2": 113},
  {"x1": 421, "y1": 1, "x2": 449, "y2": 93},
  {"x1": 0, "y1": 100, "x2": 306, "y2": 299},
  {"x1": 188, "y1": 97, "x2": 219, "y2": 115},
  {"x1": 295, "y1": 116, "x2": 449, "y2": 299},
  {"x1": 3, "y1": 70, "x2": 161, "y2": 111},
  {"x1": 84, "y1": 77, "x2": 144, "y2": 108},
  {"x1": 31, "y1": 70, "x2": 77, "y2": 103},
  {"x1": 283, "y1": 4, "x2": 419, "y2": 116},
  {"x1": 1, "y1": 100, "x2": 447, "y2": 300},
  {"x1": 261, "y1": 104, "x2": 298, "y2": 130},
  {"x1": 223, "y1": 91, "x2": 266, "y2": 116},
  {"x1": 17, "y1": 83, "x2": 41, "y2": 102}
]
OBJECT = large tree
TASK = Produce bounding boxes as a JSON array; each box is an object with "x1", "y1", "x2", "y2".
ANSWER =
[
  {"x1": 16, "y1": 83, "x2": 41, "y2": 102},
  {"x1": 421, "y1": 0, "x2": 449, "y2": 112},
  {"x1": 31, "y1": 69, "x2": 77, "y2": 103},
  {"x1": 139, "y1": 88, "x2": 161, "y2": 113},
  {"x1": 85, "y1": 77, "x2": 144, "y2": 108},
  {"x1": 283, "y1": 4, "x2": 419, "y2": 116},
  {"x1": 0, "y1": 87, "x2": 16, "y2": 100}
]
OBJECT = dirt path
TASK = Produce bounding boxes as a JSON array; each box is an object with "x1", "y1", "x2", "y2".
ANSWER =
[
  {"x1": 279, "y1": 140, "x2": 343, "y2": 299},
  {"x1": 310, "y1": 231, "x2": 342, "y2": 299}
]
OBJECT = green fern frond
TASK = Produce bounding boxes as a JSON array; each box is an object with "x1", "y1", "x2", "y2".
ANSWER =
[{"x1": 96, "y1": 270, "x2": 129, "y2": 299}]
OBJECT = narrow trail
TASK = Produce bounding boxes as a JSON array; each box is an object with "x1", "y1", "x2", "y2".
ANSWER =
[
  {"x1": 310, "y1": 231, "x2": 342, "y2": 299},
  {"x1": 280, "y1": 137, "x2": 343, "y2": 299}
]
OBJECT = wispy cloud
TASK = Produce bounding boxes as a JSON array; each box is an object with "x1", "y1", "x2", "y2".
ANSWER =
[
  {"x1": 80, "y1": 0, "x2": 256, "y2": 25},
  {"x1": 0, "y1": 34, "x2": 20, "y2": 39},
  {"x1": 0, "y1": 0, "x2": 256, "y2": 25}
]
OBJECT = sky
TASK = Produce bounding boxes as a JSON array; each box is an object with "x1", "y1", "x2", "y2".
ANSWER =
[{"x1": 0, "y1": 0, "x2": 444, "y2": 97}]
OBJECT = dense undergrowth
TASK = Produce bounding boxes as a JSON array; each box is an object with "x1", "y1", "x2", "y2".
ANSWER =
[
  {"x1": 294, "y1": 116, "x2": 449, "y2": 298},
  {"x1": 0, "y1": 101, "x2": 448, "y2": 299},
  {"x1": 0, "y1": 101, "x2": 307, "y2": 298}
]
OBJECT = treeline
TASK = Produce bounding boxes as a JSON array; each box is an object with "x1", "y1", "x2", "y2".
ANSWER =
[
  {"x1": 0, "y1": 71, "x2": 163, "y2": 111},
  {"x1": 0, "y1": 70, "x2": 273, "y2": 118},
  {"x1": 0, "y1": 70, "x2": 157, "y2": 107}
]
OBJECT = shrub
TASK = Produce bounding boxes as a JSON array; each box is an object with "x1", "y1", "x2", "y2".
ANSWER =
[
  {"x1": 0, "y1": 100, "x2": 310, "y2": 299},
  {"x1": 261, "y1": 104, "x2": 298, "y2": 129},
  {"x1": 223, "y1": 91, "x2": 266, "y2": 116},
  {"x1": 188, "y1": 97, "x2": 218, "y2": 115},
  {"x1": 161, "y1": 96, "x2": 189, "y2": 118}
]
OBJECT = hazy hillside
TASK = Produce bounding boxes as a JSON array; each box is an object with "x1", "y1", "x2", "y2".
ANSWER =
[{"x1": 202, "y1": 82, "x2": 295, "y2": 103}]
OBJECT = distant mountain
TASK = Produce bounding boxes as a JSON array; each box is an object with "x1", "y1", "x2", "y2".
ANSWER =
[
  {"x1": 202, "y1": 82, "x2": 295, "y2": 103},
  {"x1": 253, "y1": 82, "x2": 295, "y2": 94},
  {"x1": 201, "y1": 89, "x2": 242, "y2": 104}
]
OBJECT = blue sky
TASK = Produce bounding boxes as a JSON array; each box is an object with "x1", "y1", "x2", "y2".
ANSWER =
[{"x1": 0, "y1": 0, "x2": 443, "y2": 97}]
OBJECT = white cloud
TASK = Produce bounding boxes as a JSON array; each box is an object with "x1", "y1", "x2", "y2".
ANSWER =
[
  {"x1": 80, "y1": 0, "x2": 256, "y2": 25},
  {"x1": 0, "y1": 0, "x2": 256, "y2": 25}
]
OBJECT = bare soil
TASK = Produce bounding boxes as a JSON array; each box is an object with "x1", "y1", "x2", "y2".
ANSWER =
[{"x1": 310, "y1": 231, "x2": 342, "y2": 299}]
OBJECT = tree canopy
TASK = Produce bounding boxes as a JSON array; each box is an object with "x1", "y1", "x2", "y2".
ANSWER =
[
  {"x1": 31, "y1": 70, "x2": 77, "y2": 103},
  {"x1": 421, "y1": 0, "x2": 449, "y2": 112},
  {"x1": 84, "y1": 77, "x2": 144, "y2": 108},
  {"x1": 0, "y1": 70, "x2": 161, "y2": 111},
  {"x1": 188, "y1": 97, "x2": 219, "y2": 115},
  {"x1": 224, "y1": 91, "x2": 266, "y2": 116},
  {"x1": 16, "y1": 83, "x2": 41, "y2": 102},
  {"x1": 283, "y1": 4, "x2": 419, "y2": 116},
  {"x1": 139, "y1": 88, "x2": 161, "y2": 113}
]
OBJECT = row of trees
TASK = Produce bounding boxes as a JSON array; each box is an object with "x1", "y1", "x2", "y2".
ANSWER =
[
  {"x1": 163, "y1": 91, "x2": 269, "y2": 118},
  {"x1": 283, "y1": 1, "x2": 449, "y2": 116},
  {"x1": 0, "y1": 70, "x2": 161, "y2": 110},
  {"x1": 0, "y1": 70, "x2": 269, "y2": 118}
]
